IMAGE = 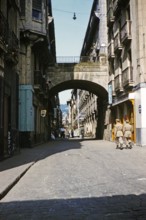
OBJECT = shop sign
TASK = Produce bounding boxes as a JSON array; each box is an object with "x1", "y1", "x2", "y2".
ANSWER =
[{"x1": 41, "y1": 109, "x2": 47, "y2": 117}]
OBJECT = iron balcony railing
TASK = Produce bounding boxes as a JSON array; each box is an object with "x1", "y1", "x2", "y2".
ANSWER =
[
  {"x1": 56, "y1": 56, "x2": 80, "y2": 63},
  {"x1": 56, "y1": 56, "x2": 100, "y2": 64}
]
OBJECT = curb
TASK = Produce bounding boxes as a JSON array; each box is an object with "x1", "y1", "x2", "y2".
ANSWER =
[{"x1": 0, "y1": 161, "x2": 35, "y2": 200}]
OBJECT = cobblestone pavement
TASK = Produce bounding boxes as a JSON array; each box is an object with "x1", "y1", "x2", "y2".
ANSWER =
[{"x1": 1, "y1": 139, "x2": 146, "y2": 219}]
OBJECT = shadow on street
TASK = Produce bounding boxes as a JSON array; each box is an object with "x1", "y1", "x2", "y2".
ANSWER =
[
  {"x1": 0, "y1": 139, "x2": 83, "y2": 172},
  {"x1": 0, "y1": 194, "x2": 146, "y2": 219}
]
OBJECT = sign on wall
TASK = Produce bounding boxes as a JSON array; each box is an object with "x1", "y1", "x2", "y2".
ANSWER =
[
  {"x1": 41, "y1": 110, "x2": 47, "y2": 117},
  {"x1": 108, "y1": 84, "x2": 112, "y2": 104}
]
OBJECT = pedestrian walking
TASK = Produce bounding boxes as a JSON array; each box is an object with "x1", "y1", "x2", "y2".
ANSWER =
[
  {"x1": 80, "y1": 127, "x2": 84, "y2": 139},
  {"x1": 123, "y1": 119, "x2": 133, "y2": 149},
  {"x1": 65, "y1": 129, "x2": 70, "y2": 138},
  {"x1": 114, "y1": 119, "x2": 123, "y2": 149},
  {"x1": 71, "y1": 129, "x2": 74, "y2": 138},
  {"x1": 60, "y1": 127, "x2": 65, "y2": 138}
]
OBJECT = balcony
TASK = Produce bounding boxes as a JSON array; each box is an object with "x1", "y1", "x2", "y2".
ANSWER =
[
  {"x1": 122, "y1": 66, "x2": 134, "y2": 88},
  {"x1": 34, "y1": 71, "x2": 49, "y2": 96},
  {"x1": 121, "y1": 20, "x2": 132, "y2": 44},
  {"x1": 114, "y1": 32, "x2": 122, "y2": 53},
  {"x1": 40, "y1": 78, "x2": 49, "y2": 98},
  {"x1": 119, "y1": 0, "x2": 130, "y2": 7},
  {"x1": 107, "y1": 7, "x2": 115, "y2": 27},
  {"x1": 5, "y1": 30, "x2": 19, "y2": 63},
  {"x1": 0, "y1": 11, "x2": 8, "y2": 50},
  {"x1": 0, "y1": 10, "x2": 19, "y2": 63},
  {"x1": 111, "y1": 80, "x2": 116, "y2": 96},
  {"x1": 108, "y1": 40, "x2": 115, "y2": 59},
  {"x1": 113, "y1": 0, "x2": 119, "y2": 15},
  {"x1": 34, "y1": 71, "x2": 43, "y2": 90},
  {"x1": 0, "y1": 12, "x2": 19, "y2": 63},
  {"x1": 115, "y1": 74, "x2": 123, "y2": 92},
  {"x1": 8, "y1": 31, "x2": 19, "y2": 52}
]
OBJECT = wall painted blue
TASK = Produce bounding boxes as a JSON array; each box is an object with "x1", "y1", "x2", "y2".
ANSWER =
[{"x1": 19, "y1": 85, "x2": 34, "y2": 131}]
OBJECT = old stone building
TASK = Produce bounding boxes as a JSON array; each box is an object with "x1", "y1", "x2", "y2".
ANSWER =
[
  {"x1": 81, "y1": 0, "x2": 107, "y2": 63},
  {"x1": 107, "y1": 0, "x2": 134, "y2": 142},
  {"x1": 107, "y1": 0, "x2": 146, "y2": 146},
  {"x1": 79, "y1": 0, "x2": 108, "y2": 139},
  {"x1": 19, "y1": 0, "x2": 56, "y2": 147},
  {"x1": 0, "y1": 0, "x2": 19, "y2": 159},
  {"x1": 77, "y1": 90, "x2": 98, "y2": 138}
]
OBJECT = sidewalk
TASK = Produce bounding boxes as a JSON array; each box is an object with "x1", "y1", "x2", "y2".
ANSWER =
[{"x1": 0, "y1": 142, "x2": 52, "y2": 200}]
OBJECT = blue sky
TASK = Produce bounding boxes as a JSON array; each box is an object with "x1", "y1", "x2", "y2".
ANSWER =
[{"x1": 51, "y1": 0, "x2": 93, "y2": 104}]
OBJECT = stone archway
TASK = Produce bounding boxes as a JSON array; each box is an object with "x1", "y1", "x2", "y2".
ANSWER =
[
  {"x1": 47, "y1": 61, "x2": 108, "y2": 92},
  {"x1": 48, "y1": 79, "x2": 108, "y2": 140}
]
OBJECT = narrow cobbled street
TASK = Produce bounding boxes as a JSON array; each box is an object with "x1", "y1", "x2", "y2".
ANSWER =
[{"x1": 1, "y1": 139, "x2": 146, "y2": 219}]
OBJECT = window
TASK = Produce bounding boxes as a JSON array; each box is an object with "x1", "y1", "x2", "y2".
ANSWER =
[{"x1": 32, "y1": 0, "x2": 42, "y2": 20}]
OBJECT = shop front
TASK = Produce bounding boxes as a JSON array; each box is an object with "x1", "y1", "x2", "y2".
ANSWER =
[{"x1": 111, "y1": 94, "x2": 135, "y2": 142}]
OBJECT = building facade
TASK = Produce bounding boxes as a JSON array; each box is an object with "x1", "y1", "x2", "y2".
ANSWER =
[
  {"x1": 79, "y1": 0, "x2": 108, "y2": 139},
  {"x1": 67, "y1": 89, "x2": 98, "y2": 138},
  {"x1": 19, "y1": 0, "x2": 56, "y2": 147},
  {"x1": 48, "y1": 94, "x2": 62, "y2": 138},
  {"x1": 0, "y1": 0, "x2": 20, "y2": 159},
  {"x1": 78, "y1": 90, "x2": 98, "y2": 138},
  {"x1": 107, "y1": 0, "x2": 146, "y2": 146},
  {"x1": 81, "y1": 0, "x2": 107, "y2": 63}
]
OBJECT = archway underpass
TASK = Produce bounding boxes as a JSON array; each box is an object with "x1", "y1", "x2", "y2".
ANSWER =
[
  {"x1": 48, "y1": 79, "x2": 108, "y2": 140},
  {"x1": 47, "y1": 59, "x2": 110, "y2": 140}
]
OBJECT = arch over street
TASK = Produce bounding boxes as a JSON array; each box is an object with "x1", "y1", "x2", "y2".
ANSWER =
[
  {"x1": 49, "y1": 79, "x2": 108, "y2": 100},
  {"x1": 47, "y1": 59, "x2": 108, "y2": 99},
  {"x1": 47, "y1": 59, "x2": 109, "y2": 140}
]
